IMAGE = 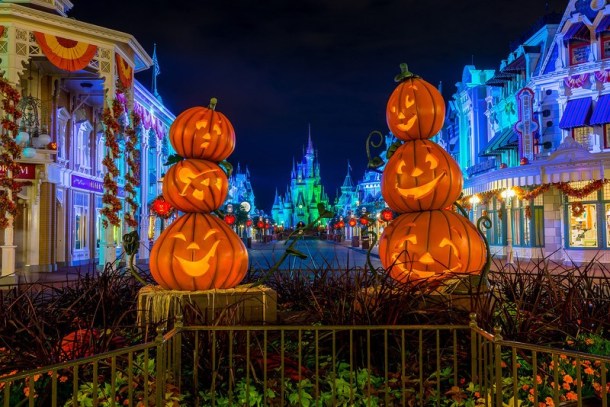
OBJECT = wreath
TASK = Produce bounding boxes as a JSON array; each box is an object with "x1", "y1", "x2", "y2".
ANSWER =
[
  {"x1": 150, "y1": 195, "x2": 175, "y2": 219},
  {"x1": 571, "y1": 202, "x2": 585, "y2": 218}
]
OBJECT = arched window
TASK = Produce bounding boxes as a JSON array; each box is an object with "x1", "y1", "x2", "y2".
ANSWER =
[
  {"x1": 56, "y1": 107, "x2": 70, "y2": 164},
  {"x1": 75, "y1": 121, "x2": 93, "y2": 173}
]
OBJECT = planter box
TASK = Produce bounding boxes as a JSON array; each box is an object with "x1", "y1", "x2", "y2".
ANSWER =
[{"x1": 137, "y1": 284, "x2": 278, "y2": 331}]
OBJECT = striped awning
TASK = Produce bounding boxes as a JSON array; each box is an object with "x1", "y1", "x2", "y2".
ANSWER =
[
  {"x1": 596, "y1": 15, "x2": 610, "y2": 35},
  {"x1": 559, "y1": 97, "x2": 592, "y2": 129},
  {"x1": 563, "y1": 22, "x2": 590, "y2": 43},
  {"x1": 480, "y1": 128, "x2": 518, "y2": 157},
  {"x1": 590, "y1": 94, "x2": 610, "y2": 125}
]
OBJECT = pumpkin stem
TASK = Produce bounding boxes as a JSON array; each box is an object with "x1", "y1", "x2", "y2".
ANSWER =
[
  {"x1": 209, "y1": 97, "x2": 218, "y2": 110},
  {"x1": 394, "y1": 63, "x2": 419, "y2": 82}
]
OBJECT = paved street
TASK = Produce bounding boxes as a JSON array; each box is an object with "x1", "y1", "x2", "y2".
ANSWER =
[{"x1": 247, "y1": 238, "x2": 381, "y2": 271}]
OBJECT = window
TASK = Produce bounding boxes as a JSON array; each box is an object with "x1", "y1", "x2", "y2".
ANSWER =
[
  {"x1": 573, "y1": 126, "x2": 593, "y2": 149},
  {"x1": 601, "y1": 32, "x2": 610, "y2": 59},
  {"x1": 604, "y1": 124, "x2": 610, "y2": 149},
  {"x1": 75, "y1": 121, "x2": 92, "y2": 173},
  {"x1": 96, "y1": 132, "x2": 105, "y2": 178},
  {"x1": 568, "y1": 203, "x2": 597, "y2": 247},
  {"x1": 569, "y1": 42, "x2": 589, "y2": 66},
  {"x1": 56, "y1": 108, "x2": 70, "y2": 163},
  {"x1": 511, "y1": 196, "x2": 544, "y2": 247},
  {"x1": 485, "y1": 198, "x2": 505, "y2": 246},
  {"x1": 73, "y1": 192, "x2": 90, "y2": 251}
]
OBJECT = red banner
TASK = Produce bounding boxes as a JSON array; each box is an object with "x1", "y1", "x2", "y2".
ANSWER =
[
  {"x1": 34, "y1": 32, "x2": 97, "y2": 72},
  {"x1": 115, "y1": 53, "x2": 133, "y2": 89},
  {"x1": 0, "y1": 163, "x2": 36, "y2": 180},
  {"x1": 0, "y1": 26, "x2": 4, "y2": 38}
]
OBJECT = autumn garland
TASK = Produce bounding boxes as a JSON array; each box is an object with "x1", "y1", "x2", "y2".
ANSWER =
[
  {"x1": 123, "y1": 111, "x2": 141, "y2": 228},
  {"x1": 0, "y1": 78, "x2": 23, "y2": 229},
  {"x1": 100, "y1": 99, "x2": 123, "y2": 228},
  {"x1": 462, "y1": 179, "x2": 609, "y2": 211}
]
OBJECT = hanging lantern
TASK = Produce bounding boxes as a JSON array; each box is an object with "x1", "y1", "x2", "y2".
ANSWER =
[
  {"x1": 380, "y1": 208, "x2": 394, "y2": 222},
  {"x1": 151, "y1": 196, "x2": 173, "y2": 217},
  {"x1": 224, "y1": 213, "x2": 236, "y2": 225},
  {"x1": 256, "y1": 220, "x2": 264, "y2": 229},
  {"x1": 348, "y1": 218, "x2": 357, "y2": 227},
  {"x1": 359, "y1": 216, "x2": 369, "y2": 226},
  {"x1": 245, "y1": 219, "x2": 253, "y2": 227}
]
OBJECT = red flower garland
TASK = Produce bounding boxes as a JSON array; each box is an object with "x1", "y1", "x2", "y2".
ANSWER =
[
  {"x1": 100, "y1": 99, "x2": 122, "y2": 228},
  {"x1": 123, "y1": 111, "x2": 141, "y2": 228},
  {"x1": 0, "y1": 78, "x2": 23, "y2": 229}
]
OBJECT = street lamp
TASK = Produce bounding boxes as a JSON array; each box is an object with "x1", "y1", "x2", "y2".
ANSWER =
[
  {"x1": 500, "y1": 188, "x2": 516, "y2": 264},
  {"x1": 468, "y1": 195, "x2": 481, "y2": 220}
]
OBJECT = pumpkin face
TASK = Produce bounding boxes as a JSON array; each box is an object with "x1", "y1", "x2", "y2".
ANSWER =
[
  {"x1": 169, "y1": 104, "x2": 235, "y2": 161},
  {"x1": 386, "y1": 77, "x2": 445, "y2": 141},
  {"x1": 381, "y1": 141, "x2": 463, "y2": 212},
  {"x1": 149, "y1": 213, "x2": 248, "y2": 291},
  {"x1": 162, "y1": 159, "x2": 228, "y2": 213},
  {"x1": 379, "y1": 210, "x2": 485, "y2": 284}
]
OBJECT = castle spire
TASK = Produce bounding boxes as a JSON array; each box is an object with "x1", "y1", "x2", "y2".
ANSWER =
[
  {"x1": 273, "y1": 188, "x2": 281, "y2": 206},
  {"x1": 307, "y1": 124, "x2": 314, "y2": 154}
]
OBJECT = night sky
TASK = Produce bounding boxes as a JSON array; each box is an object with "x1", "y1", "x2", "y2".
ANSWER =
[{"x1": 71, "y1": 0, "x2": 568, "y2": 212}]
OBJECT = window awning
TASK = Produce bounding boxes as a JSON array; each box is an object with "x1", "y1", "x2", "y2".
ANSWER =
[
  {"x1": 596, "y1": 15, "x2": 610, "y2": 36},
  {"x1": 502, "y1": 56, "x2": 526, "y2": 73},
  {"x1": 590, "y1": 94, "x2": 610, "y2": 125},
  {"x1": 559, "y1": 97, "x2": 592, "y2": 129},
  {"x1": 563, "y1": 22, "x2": 590, "y2": 43},
  {"x1": 479, "y1": 128, "x2": 518, "y2": 157}
]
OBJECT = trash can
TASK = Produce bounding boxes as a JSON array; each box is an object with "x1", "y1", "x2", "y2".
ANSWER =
[{"x1": 352, "y1": 236, "x2": 360, "y2": 247}]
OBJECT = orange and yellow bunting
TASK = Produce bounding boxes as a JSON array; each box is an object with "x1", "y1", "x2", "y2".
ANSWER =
[
  {"x1": 34, "y1": 32, "x2": 97, "y2": 72},
  {"x1": 0, "y1": 26, "x2": 4, "y2": 38},
  {"x1": 115, "y1": 53, "x2": 133, "y2": 89}
]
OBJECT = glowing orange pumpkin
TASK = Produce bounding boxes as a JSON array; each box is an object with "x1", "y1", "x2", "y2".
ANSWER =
[
  {"x1": 169, "y1": 98, "x2": 235, "y2": 161},
  {"x1": 149, "y1": 213, "x2": 248, "y2": 291},
  {"x1": 378, "y1": 210, "x2": 485, "y2": 284},
  {"x1": 162, "y1": 159, "x2": 228, "y2": 213},
  {"x1": 386, "y1": 64, "x2": 445, "y2": 141},
  {"x1": 381, "y1": 140, "x2": 463, "y2": 213}
]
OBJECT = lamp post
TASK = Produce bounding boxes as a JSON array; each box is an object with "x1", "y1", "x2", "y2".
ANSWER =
[{"x1": 501, "y1": 188, "x2": 516, "y2": 264}]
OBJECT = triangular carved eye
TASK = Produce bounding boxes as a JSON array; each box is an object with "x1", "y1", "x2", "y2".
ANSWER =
[
  {"x1": 440, "y1": 238, "x2": 460, "y2": 259},
  {"x1": 171, "y1": 232, "x2": 187, "y2": 241}
]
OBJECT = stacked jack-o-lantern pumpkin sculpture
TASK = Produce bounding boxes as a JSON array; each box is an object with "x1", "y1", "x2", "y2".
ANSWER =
[
  {"x1": 379, "y1": 64, "x2": 486, "y2": 284},
  {"x1": 149, "y1": 98, "x2": 248, "y2": 291}
]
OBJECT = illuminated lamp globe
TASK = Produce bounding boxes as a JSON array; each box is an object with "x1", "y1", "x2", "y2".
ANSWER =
[
  {"x1": 33, "y1": 133, "x2": 52, "y2": 149},
  {"x1": 15, "y1": 131, "x2": 29, "y2": 146},
  {"x1": 22, "y1": 147, "x2": 36, "y2": 158}
]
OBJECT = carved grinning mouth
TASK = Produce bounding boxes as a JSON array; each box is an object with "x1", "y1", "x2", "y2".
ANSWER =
[
  {"x1": 396, "y1": 172, "x2": 446, "y2": 199},
  {"x1": 173, "y1": 230, "x2": 221, "y2": 277}
]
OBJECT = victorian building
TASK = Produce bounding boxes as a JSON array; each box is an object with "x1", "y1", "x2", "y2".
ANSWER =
[
  {"x1": 0, "y1": 0, "x2": 174, "y2": 278},
  {"x1": 271, "y1": 132, "x2": 330, "y2": 228},
  {"x1": 441, "y1": 0, "x2": 610, "y2": 264}
]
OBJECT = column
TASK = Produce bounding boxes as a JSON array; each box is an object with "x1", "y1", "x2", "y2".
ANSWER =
[{"x1": 37, "y1": 181, "x2": 56, "y2": 271}]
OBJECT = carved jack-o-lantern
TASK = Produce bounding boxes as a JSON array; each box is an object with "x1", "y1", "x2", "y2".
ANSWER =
[
  {"x1": 379, "y1": 210, "x2": 485, "y2": 284},
  {"x1": 381, "y1": 140, "x2": 463, "y2": 213},
  {"x1": 169, "y1": 99, "x2": 235, "y2": 161},
  {"x1": 162, "y1": 159, "x2": 228, "y2": 213},
  {"x1": 149, "y1": 213, "x2": 248, "y2": 291},
  {"x1": 386, "y1": 64, "x2": 445, "y2": 141}
]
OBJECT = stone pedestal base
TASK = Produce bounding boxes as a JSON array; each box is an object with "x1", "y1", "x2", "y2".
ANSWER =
[{"x1": 137, "y1": 284, "x2": 278, "y2": 330}]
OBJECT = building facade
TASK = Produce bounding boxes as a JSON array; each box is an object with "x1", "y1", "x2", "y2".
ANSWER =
[
  {"x1": 443, "y1": 0, "x2": 610, "y2": 264},
  {"x1": 271, "y1": 133, "x2": 330, "y2": 228},
  {"x1": 0, "y1": 0, "x2": 175, "y2": 277}
]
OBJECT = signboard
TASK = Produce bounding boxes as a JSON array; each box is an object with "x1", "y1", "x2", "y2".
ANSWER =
[
  {"x1": 0, "y1": 163, "x2": 37, "y2": 180},
  {"x1": 515, "y1": 87, "x2": 539, "y2": 163},
  {"x1": 71, "y1": 174, "x2": 127, "y2": 198}
]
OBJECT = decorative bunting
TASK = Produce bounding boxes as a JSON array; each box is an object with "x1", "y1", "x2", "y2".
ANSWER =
[
  {"x1": 115, "y1": 53, "x2": 133, "y2": 89},
  {"x1": 0, "y1": 26, "x2": 4, "y2": 38},
  {"x1": 34, "y1": 31, "x2": 97, "y2": 72},
  {"x1": 564, "y1": 73, "x2": 589, "y2": 89},
  {"x1": 595, "y1": 69, "x2": 610, "y2": 83}
]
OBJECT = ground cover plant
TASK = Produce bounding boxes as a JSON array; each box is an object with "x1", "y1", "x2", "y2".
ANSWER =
[{"x1": 1, "y1": 251, "x2": 610, "y2": 405}]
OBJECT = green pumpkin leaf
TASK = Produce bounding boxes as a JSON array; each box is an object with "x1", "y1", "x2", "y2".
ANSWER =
[
  {"x1": 218, "y1": 160, "x2": 233, "y2": 177},
  {"x1": 386, "y1": 141, "x2": 403, "y2": 160},
  {"x1": 367, "y1": 156, "x2": 384, "y2": 169},
  {"x1": 164, "y1": 154, "x2": 184, "y2": 166}
]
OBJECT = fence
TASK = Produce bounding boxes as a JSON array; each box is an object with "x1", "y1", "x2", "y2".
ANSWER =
[{"x1": 2, "y1": 315, "x2": 609, "y2": 406}]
